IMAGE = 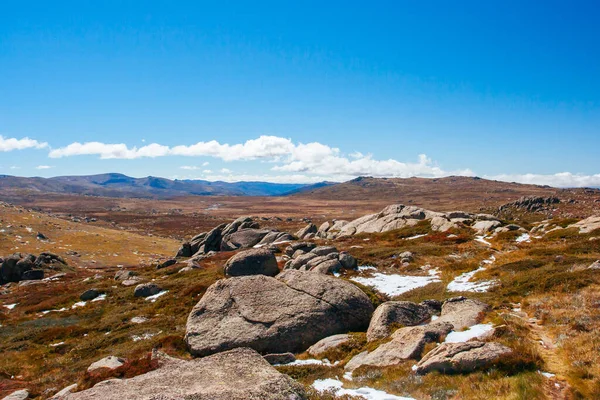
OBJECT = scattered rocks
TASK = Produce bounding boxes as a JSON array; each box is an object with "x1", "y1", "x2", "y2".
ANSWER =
[
  {"x1": 366, "y1": 301, "x2": 431, "y2": 342},
  {"x1": 307, "y1": 334, "x2": 351, "y2": 357},
  {"x1": 87, "y1": 356, "x2": 125, "y2": 372},
  {"x1": 415, "y1": 341, "x2": 512, "y2": 374},
  {"x1": 114, "y1": 270, "x2": 137, "y2": 281},
  {"x1": 569, "y1": 216, "x2": 600, "y2": 234},
  {"x1": 284, "y1": 242, "x2": 316, "y2": 257},
  {"x1": 133, "y1": 283, "x2": 162, "y2": 298},
  {"x1": 185, "y1": 269, "x2": 374, "y2": 356},
  {"x1": 296, "y1": 223, "x2": 317, "y2": 240},
  {"x1": 345, "y1": 322, "x2": 453, "y2": 372},
  {"x1": 63, "y1": 348, "x2": 305, "y2": 400},
  {"x1": 176, "y1": 217, "x2": 294, "y2": 258},
  {"x1": 499, "y1": 196, "x2": 560, "y2": 213},
  {"x1": 284, "y1": 246, "x2": 357, "y2": 275},
  {"x1": 0, "y1": 252, "x2": 65, "y2": 284},
  {"x1": 224, "y1": 248, "x2": 279, "y2": 277}
]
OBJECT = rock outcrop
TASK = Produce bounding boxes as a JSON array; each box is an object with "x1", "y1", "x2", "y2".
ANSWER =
[
  {"x1": 0, "y1": 252, "x2": 66, "y2": 284},
  {"x1": 284, "y1": 246, "x2": 357, "y2": 275},
  {"x1": 415, "y1": 341, "x2": 512, "y2": 374},
  {"x1": 224, "y1": 248, "x2": 279, "y2": 277},
  {"x1": 316, "y1": 204, "x2": 502, "y2": 238},
  {"x1": 62, "y1": 348, "x2": 306, "y2": 400},
  {"x1": 176, "y1": 217, "x2": 294, "y2": 258},
  {"x1": 185, "y1": 270, "x2": 374, "y2": 356},
  {"x1": 366, "y1": 301, "x2": 431, "y2": 342},
  {"x1": 133, "y1": 283, "x2": 162, "y2": 298},
  {"x1": 569, "y1": 216, "x2": 600, "y2": 234},
  {"x1": 345, "y1": 322, "x2": 453, "y2": 372}
]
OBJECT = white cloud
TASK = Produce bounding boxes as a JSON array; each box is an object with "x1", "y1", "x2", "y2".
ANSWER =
[
  {"x1": 35, "y1": 165, "x2": 53, "y2": 170},
  {"x1": 0, "y1": 135, "x2": 48, "y2": 152},
  {"x1": 45, "y1": 135, "x2": 599, "y2": 187},
  {"x1": 485, "y1": 172, "x2": 600, "y2": 188},
  {"x1": 10, "y1": 166, "x2": 20, "y2": 170}
]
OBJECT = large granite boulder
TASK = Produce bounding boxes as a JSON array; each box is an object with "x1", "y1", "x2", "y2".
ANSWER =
[
  {"x1": 224, "y1": 248, "x2": 279, "y2": 277},
  {"x1": 345, "y1": 322, "x2": 453, "y2": 372},
  {"x1": 436, "y1": 297, "x2": 489, "y2": 330},
  {"x1": 366, "y1": 301, "x2": 431, "y2": 342},
  {"x1": 61, "y1": 348, "x2": 306, "y2": 400},
  {"x1": 185, "y1": 270, "x2": 374, "y2": 356},
  {"x1": 415, "y1": 341, "x2": 512, "y2": 374}
]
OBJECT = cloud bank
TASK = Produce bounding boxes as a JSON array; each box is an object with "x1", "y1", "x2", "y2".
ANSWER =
[
  {"x1": 3, "y1": 134, "x2": 594, "y2": 188},
  {"x1": 0, "y1": 135, "x2": 48, "y2": 152}
]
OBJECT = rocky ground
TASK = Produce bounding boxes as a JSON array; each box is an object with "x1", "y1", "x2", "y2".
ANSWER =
[{"x1": 0, "y1": 194, "x2": 599, "y2": 399}]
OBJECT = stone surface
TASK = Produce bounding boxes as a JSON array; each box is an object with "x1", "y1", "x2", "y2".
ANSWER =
[
  {"x1": 296, "y1": 223, "x2": 317, "y2": 239},
  {"x1": 80, "y1": 289, "x2": 100, "y2": 301},
  {"x1": 185, "y1": 270, "x2": 374, "y2": 356},
  {"x1": 2, "y1": 390, "x2": 29, "y2": 400},
  {"x1": 345, "y1": 322, "x2": 453, "y2": 372},
  {"x1": 224, "y1": 248, "x2": 279, "y2": 277},
  {"x1": 437, "y1": 297, "x2": 489, "y2": 330},
  {"x1": 307, "y1": 334, "x2": 351, "y2": 357},
  {"x1": 87, "y1": 355, "x2": 125, "y2": 372},
  {"x1": 366, "y1": 301, "x2": 431, "y2": 342},
  {"x1": 415, "y1": 341, "x2": 512, "y2": 374},
  {"x1": 114, "y1": 270, "x2": 137, "y2": 281},
  {"x1": 569, "y1": 216, "x2": 600, "y2": 234},
  {"x1": 63, "y1": 348, "x2": 306, "y2": 400},
  {"x1": 338, "y1": 252, "x2": 358, "y2": 270},
  {"x1": 133, "y1": 283, "x2": 162, "y2": 298}
]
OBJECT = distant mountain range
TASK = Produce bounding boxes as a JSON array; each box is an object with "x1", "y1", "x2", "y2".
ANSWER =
[{"x1": 0, "y1": 173, "x2": 334, "y2": 198}]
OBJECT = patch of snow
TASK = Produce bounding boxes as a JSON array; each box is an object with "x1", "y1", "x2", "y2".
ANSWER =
[
  {"x1": 405, "y1": 234, "x2": 427, "y2": 240},
  {"x1": 343, "y1": 371, "x2": 353, "y2": 381},
  {"x1": 446, "y1": 267, "x2": 495, "y2": 293},
  {"x1": 431, "y1": 315, "x2": 439, "y2": 321},
  {"x1": 132, "y1": 331, "x2": 161, "y2": 342},
  {"x1": 131, "y1": 316, "x2": 148, "y2": 324},
  {"x1": 474, "y1": 235, "x2": 492, "y2": 246},
  {"x1": 72, "y1": 301, "x2": 87, "y2": 309},
  {"x1": 91, "y1": 294, "x2": 107, "y2": 302},
  {"x1": 25, "y1": 227, "x2": 32, "y2": 233},
  {"x1": 312, "y1": 378, "x2": 415, "y2": 400},
  {"x1": 445, "y1": 324, "x2": 494, "y2": 343},
  {"x1": 276, "y1": 358, "x2": 339, "y2": 367},
  {"x1": 351, "y1": 272, "x2": 441, "y2": 297},
  {"x1": 515, "y1": 233, "x2": 531, "y2": 243},
  {"x1": 539, "y1": 371, "x2": 556, "y2": 378},
  {"x1": 3, "y1": 303, "x2": 17, "y2": 310},
  {"x1": 50, "y1": 341, "x2": 65, "y2": 347},
  {"x1": 357, "y1": 265, "x2": 377, "y2": 272},
  {"x1": 145, "y1": 290, "x2": 168, "y2": 302}
]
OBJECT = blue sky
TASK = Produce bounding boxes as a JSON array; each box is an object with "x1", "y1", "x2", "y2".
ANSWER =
[{"x1": 1, "y1": 1, "x2": 599, "y2": 186}]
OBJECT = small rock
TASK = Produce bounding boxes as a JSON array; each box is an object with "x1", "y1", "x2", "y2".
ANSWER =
[
  {"x1": 50, "y1": 384, "x2": 78, "y2": 399},
  {"x1": 367, "y1": 301, "x2": 431, "y2": 342},
  {"x1": 134, "y1": 283, "x2": 162, "y2": 298},
  {"x1": 338, "y1": 252, "x2": 358, "y2": 270},
  {"x1": 156, "y1": 259, "x2": 177, "y2": 270},
  {"x1": 87, "y1": 355, "x2": 125, "y2": 372},
  {"x1": 114, "y1": 270, "x2": 137, "y2": 281},
  {"x1": 307, "y1": 334, "x2": 351, "y2": 357},
  {"x1": 437, "y1": 297, "x2": 489, "y2": 330},
  {"x1": 415, "y1": 341, "x2": 512, "y2": 374},
  {"x1": 80, "y1": 289, "x2": 101, "y2": 301},
  {"x1": 3, "y1": 389, "x2": 29, "y2": 400},
  {"x1": 36, "y1": 232, "x2": 48, "y2": 240}
]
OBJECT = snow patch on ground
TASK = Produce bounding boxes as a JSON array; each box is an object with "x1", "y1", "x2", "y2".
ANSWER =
[
  {"x1": 145, "y1": 290, "x2": 168, "y2": 302},
  {"x1": 357, "y1": 265, "x2": 377, "y2": 272},
  {"x1": 351, "y1": 272, "x2": 441, "y2": 297},
  {"x1": 3, "y1": 303, "x2": 17, "y2": 310},
  {"x1": 405, "y1": 234, "x2": 427, "y2": 240},
  {"x1": 447, "y1": 255, "x2": 497, "y2": 293},
  {"x1": 91, "y1": 294, "x2": 107, "y2": 302},
  {"x1": 516, "y1": 233, "x2": 531, "y2": 243},
  {"x1": 539, "y1": 371, "x2": 556, "y2": 378},
  {"x1": 474, "y1": 235, "x2": 492, "y2": 246},
  {"x1": 276, "y1": 359, "x2": 339, "y2": 367},
  {"x1": 132, "y1": 331, "x2": 161, "y2": 342},
  {"x1": 445, "y1": 324, "x2": 494, "y2": 343},
  {"x1": 312, "y1": 378, "x2": 415, "y2": 400}
]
